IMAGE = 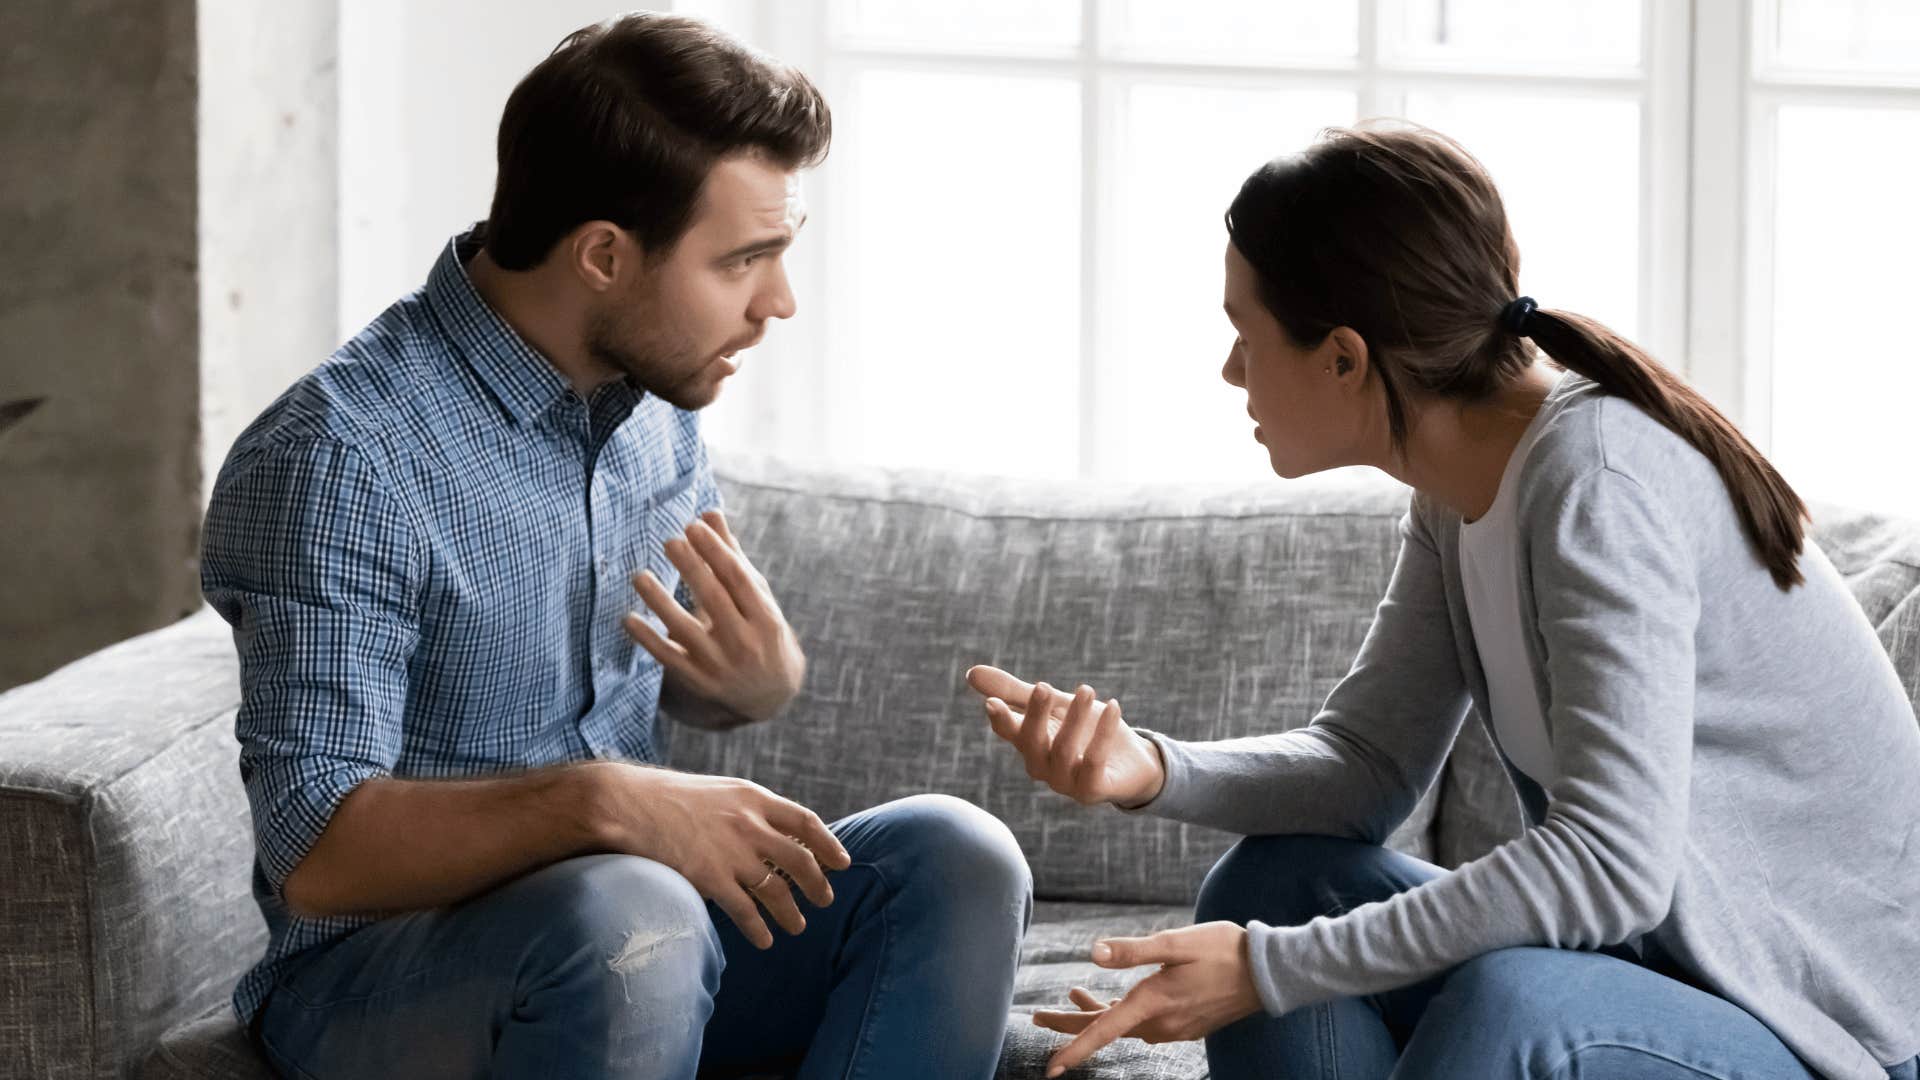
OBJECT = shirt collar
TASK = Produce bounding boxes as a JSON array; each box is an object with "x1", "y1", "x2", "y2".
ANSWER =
[{"x1": 425, "y1": 224, "x2": 579, "y2": 426}]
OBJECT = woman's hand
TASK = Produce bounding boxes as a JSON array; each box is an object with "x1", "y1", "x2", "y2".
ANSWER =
[
  {"x1": 965, "y1": 665, "x2": 1166, "y2": 808},
  {"x1": 1031, "y1": 922, "x2": 1264, "y2": 1077}
]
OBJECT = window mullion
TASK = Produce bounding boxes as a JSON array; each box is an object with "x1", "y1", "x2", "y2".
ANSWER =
[
  {"x1": 1078, "y1": 0, "x2": 1102, "y2": 479},
  {"x1": 1686, "y1": 0, "x2": 1754, "y2": 431}
]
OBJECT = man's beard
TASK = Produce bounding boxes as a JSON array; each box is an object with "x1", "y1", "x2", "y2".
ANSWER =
[{"x1": 585, "y1": 306, "x2": 719, "y2": 412}]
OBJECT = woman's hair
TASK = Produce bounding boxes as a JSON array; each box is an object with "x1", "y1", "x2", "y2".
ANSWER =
[
  {"x1": 1226, "y1": 124, "x2": 1807, "y2": 589},
  {"x1": 485, "y1": 12, "x2": 832, "y2": 270}
]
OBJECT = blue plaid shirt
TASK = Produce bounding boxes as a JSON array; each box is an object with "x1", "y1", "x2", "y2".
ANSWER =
[{"x1": 202, "y1": 227, "x2": 720, "y2": 1025}]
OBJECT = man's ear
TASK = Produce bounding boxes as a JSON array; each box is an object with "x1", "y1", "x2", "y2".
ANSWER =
[
  {"x1": 565, "y1": 221, "x2": 632, "y2": 294},
  {"x1": 1325, "y1": 326, "x2": 1369, "y2": 386}
]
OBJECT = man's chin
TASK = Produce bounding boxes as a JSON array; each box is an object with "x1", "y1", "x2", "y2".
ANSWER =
[{"x1": 652, "y1": 371, "x2": 728, "y2": 412}]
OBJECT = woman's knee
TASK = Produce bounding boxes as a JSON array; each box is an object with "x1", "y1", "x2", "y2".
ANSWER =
[{"x1": 1196, "y1": 834, "x2": 1412, "y2": 926}]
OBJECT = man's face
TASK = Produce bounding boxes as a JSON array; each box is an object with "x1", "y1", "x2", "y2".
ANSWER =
[{"x1": 587, "y1": 153, "x2": 805, "y2": 410}]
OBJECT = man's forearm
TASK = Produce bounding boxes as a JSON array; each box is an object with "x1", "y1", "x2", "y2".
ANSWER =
[{"x1": 281, "y1": 763, "x2": 611, "y2": 918}]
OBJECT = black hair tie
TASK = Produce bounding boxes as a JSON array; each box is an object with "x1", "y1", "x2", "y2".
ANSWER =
[{"x1": 1500, "y1": 296, "x2": 1538, "y2": 336}]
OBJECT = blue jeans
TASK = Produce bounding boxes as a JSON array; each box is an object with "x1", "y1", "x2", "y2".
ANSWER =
[
  {"x1": 1197, "y1": 835, "x2": 1918, "y2": 1080},
  {"x1": 252, "y1": 794, "x2": 1031, "y2": 1079}
]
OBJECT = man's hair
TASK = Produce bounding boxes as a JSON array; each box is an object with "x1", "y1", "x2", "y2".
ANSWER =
[{"x1": 484, "y1": 12, "x2": 831, "y2": 270}]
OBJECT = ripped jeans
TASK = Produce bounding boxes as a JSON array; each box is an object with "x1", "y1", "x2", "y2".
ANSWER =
[{"x1": 250, "y1": 794, "x2": 1032, "y2": 1080}]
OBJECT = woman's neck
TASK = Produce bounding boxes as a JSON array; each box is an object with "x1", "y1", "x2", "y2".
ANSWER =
[{"x1": 1381, "y1": 364, "x2": 1562, "y2": 523}]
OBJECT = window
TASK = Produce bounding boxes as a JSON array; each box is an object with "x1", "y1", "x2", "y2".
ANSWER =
[
  {"x1": 692, "y1": 0, "x2": 1700, "y2": 489},
  {"x1": 369, "y1": 1, "x2": 1912, "y2": 517},
  {"x1": 1730, "y1": 0, "x2": 1920, "y2": 516}
]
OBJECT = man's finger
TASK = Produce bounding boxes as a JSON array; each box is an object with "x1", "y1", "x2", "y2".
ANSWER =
[
  {"x1": 750, "y1": 868, "x2": 807, "y2": 936},
  {"x1": 685, "y1": 519, "x2": 771, "y2": 623},
  {"x1": 762, "y1": 831, "x2": 836, "y2": 909},
  {"x1": 965, "y1": 665, "x2": 1033, "y2": 710},
  {"x1": 712, "y1": 885, "x2": 774, "y2": 950},
  {"x1": 664, "y1": 536, "x2": 744, "y2": 633},
  {"x1": 1093, "y1": 930, "x2": 1188, "y2": 969},
  {"x1": 622, "y1": 613, "x2": 727, "y2": 706},
  {"x1": 703, "y1": 509, "x2": 746, "y2": 554},
  {"x1": 629, "y1": 573, "x2": 721, "y2": 664},
  {"x1": 1047, "y1": 991, "x2": 1157, "y2": 1076},
  {"x1": 764, "y1": 802, "x2": 852, "y2": 872}
]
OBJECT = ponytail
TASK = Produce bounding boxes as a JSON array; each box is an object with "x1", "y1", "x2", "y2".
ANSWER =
[
  {"x1": 1524, "y1": 308, "x2": 1808, "y2": 590},
  {"x1": 1229, "y1": 124, "x2": 1809, "y2": 590}
]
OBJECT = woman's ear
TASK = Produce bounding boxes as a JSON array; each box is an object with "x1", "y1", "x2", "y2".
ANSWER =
[{"x1": 1325, "y1": 326, "x2": 1369, "y2": 386}]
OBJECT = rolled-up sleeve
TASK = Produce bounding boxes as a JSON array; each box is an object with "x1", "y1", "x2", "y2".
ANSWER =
[{"x1": 201, "y1": 438, "x2": 420, "y2": 895}]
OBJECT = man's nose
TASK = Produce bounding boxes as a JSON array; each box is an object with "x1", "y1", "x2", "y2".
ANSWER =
[{"x1": 753, "y1": 262, "x2": 798, "y2": 322}]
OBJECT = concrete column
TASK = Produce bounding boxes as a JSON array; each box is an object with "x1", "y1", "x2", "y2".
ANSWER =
[
  {"x1": 0, "y1": 0, "x2": 204, "y2": 690},
  {"x1": 0, "y1": 0, "x2": 340, "y2": 691}
]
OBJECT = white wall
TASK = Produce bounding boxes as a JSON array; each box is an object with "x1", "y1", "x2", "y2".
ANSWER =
[
  {"x1": 337, "y1": 0, "x2": 624, "y2": 336},
  {"x1": 199, "y1": 0, "x2": 341, "y2": 494}
]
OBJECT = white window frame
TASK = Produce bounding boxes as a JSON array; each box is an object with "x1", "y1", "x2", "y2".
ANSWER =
[
  {"x1": 692, "y1": 0, "x2": 1905, "y2": 480},
  {"x1": 1692, "y1": 0, "x2": 1920, "y2": 453}
]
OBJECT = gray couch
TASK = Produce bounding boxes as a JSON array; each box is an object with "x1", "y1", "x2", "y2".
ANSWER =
[{"x1": 5, "y1": 456, "x2": 1918, "y2": 1080}]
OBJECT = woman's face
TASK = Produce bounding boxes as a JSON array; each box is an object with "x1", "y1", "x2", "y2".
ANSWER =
[{"x1": 1221, "y1": 241, "x2": 1369, "y2": 478}]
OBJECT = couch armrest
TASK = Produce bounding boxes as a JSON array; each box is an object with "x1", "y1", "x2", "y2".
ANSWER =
[{"x1": 0, "y1": 609, "x2": 262, "y2": 1080}]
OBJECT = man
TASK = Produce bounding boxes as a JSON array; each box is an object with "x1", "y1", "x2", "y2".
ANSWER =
[{"x1": 201, "y1": 13, "x2": 1030, "y2": 1078}]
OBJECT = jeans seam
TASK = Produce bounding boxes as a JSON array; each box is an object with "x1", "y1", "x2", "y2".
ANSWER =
[
  {"x1": 274, "y1": 956, "x2": 488, "y2": 1011},
  {"x1": 1319, "y1": 1002, "x2": 1339, "y2": 1080},
  {"x1": 837, "y1": 860, "x2": 896, "y2": 1080},
  {"x1": 1545, "y1": 1040, "x2": 1738, "y2": 1080}
]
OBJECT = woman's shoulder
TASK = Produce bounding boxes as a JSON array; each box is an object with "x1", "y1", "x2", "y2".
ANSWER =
[{"x1": 1521, "y1": 373, "x2": 1725, "y2": 515}]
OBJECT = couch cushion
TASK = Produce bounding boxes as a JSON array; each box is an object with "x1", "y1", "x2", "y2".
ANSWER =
[
  {"x1": 137, "y1": 1006, "x2": 268, "y2": 1080},
  {"x1": 671, "y1": 456, "x2": 1437, "y2": 906},
  {"x1": 1007, "y1": 902, "x2": 1206, "y2": 1079}
]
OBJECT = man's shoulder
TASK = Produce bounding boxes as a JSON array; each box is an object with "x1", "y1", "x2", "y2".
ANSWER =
[{"x1": 220, "y1": 292, "x2": 448, "y2": 479}]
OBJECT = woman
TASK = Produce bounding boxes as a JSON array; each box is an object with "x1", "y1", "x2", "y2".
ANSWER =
[{"x1": 966, "y1": 125, "x2": 1920, "y2": 1080}]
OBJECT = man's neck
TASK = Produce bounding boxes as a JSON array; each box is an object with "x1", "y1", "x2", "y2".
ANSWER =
[{"x1": 465, "y1": 247, "x2": 622, "y2": 396}]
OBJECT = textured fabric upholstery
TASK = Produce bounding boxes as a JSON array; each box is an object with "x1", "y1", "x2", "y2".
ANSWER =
[
  {"x1": 6, "y1": 457, "x2": 1916, "y2": 1079},
  {"x1": 0, "y1": 609, "x2": 262, "y2": 1080},
  {"x1": 666, "y1": 457, "x2": 1440, "y2": 905}
]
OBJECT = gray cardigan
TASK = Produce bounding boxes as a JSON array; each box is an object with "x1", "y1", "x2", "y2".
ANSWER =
[{"x1": 1139, "y1": 373, "x2": 1920, "y2": 1079}]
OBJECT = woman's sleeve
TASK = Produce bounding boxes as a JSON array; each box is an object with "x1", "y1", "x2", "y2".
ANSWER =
[
  {"x1": 1240, "y1": 465, "x2": 1699, "y2": 1019},
  {"x1": 1131, "y1": 497, "x2": 1474, "y2": 842}
]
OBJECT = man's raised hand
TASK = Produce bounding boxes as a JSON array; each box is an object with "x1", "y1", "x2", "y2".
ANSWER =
[{"x1": 624, "y1": 510, "x2": 805, "y2": 724}]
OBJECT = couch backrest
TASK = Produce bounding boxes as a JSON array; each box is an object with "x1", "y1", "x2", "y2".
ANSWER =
[{"x1": 667, "y1": 457, "x2": 1437, "y2": 904}]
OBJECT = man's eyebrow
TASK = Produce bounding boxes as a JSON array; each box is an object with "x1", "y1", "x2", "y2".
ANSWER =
[
  {"x1": 717, "y1": 234, "x2": 794, "y2": 262},
  {"x1": 716, "y1": 212, "x2": 808, "y2": 263}
]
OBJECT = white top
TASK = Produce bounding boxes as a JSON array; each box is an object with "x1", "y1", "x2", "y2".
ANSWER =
[{"x1": 1457, "y1": 376, "x2": 1569, "y2": 787}]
